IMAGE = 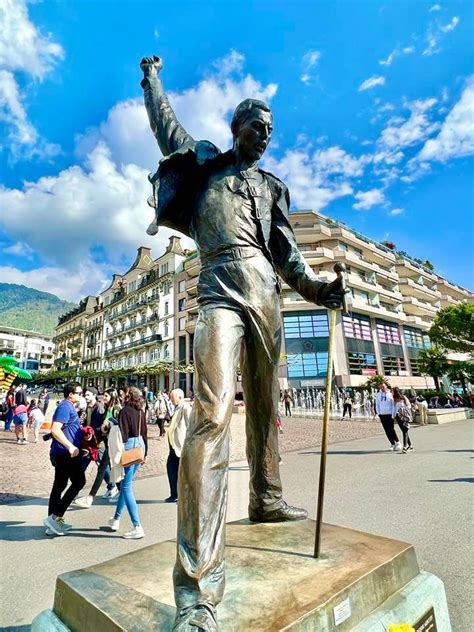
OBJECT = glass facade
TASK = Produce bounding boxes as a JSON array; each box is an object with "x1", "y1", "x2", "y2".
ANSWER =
[
  {"x1": 404, "y1": 327, "x2": 430, "y2": 349},
  {"x1": 283, "y1": 312, "x2": 329, "y2": 382},
  {"x1": 382, "y1": 355, "x2": 406, "y2": 376},
  {"x1": 347, "y1": 352, "x2": 377, "y2": 375},
  {"x1": 343, "y1": 314, "x2": 372, "y2": 341},
  {"x1": 284, "y1": 313, "x2": 329, "y2": 339},
  {"x1": 287, "y1": 352, "x2": 329, "y2": 378},
  {"x1": 376, "y1": 321, "x2": 401, "y2": 345}
]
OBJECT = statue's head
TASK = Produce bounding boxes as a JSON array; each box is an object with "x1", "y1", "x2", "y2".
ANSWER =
[{"x1": 231, "y1": 98, "x2": 273, "y2": 162}]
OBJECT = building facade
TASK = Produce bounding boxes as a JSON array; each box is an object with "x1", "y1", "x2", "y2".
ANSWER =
[
  {"x1": 0, "y1": 325, "x2": 54, "y2": 374},
  {"x1": 54, "y1": 212, "x2": 473, "y2": 395},
  {"x1": 175, "y1": 210, "x2": 473, "y2": 395}
]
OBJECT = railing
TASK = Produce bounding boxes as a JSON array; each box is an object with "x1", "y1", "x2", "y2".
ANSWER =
[{"x1": 104, "y1": 334, "x2": 162, "y2": 356}]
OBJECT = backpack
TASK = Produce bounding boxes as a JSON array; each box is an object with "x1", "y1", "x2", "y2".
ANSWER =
[{"x1": 396, "y1": 405, "x2": 412, "y2": 428}]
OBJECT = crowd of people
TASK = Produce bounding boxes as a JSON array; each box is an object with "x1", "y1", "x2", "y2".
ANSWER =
[{"x1": 1, "y1": 382, "x2": 189, "y2": 540}]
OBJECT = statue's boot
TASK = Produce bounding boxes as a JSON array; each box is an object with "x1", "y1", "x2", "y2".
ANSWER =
[
  {"x1": 249, "y1": 500, "x2": 308, "y2": 523},
  {"x1": 173, "y1": 604, "x2": 218, "y2": 632}
]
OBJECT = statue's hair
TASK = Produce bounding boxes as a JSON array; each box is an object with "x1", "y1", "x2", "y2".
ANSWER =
[{"x1": 231, "y1": 99, "x2": 272, "y2": 135}]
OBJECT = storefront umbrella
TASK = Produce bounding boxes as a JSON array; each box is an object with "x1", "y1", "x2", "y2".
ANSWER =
[
  {"x1": 0, "y1": 356, "x2": 18, "y2": 366},
  {"x1": 12, "y1": 367, "x2": 33, "y2": 380}
]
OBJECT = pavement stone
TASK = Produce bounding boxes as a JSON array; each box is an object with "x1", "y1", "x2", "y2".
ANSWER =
[{"x1": 0, "y1": 407, "x2": 383, "y2": 503}]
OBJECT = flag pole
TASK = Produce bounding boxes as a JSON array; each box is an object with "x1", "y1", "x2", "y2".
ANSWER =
[{"x1": 314, "y1": 262, "x2": 347, "y2": 558}]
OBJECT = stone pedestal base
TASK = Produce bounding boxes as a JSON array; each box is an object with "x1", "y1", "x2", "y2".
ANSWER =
[{"x1": 32, "y1": 520, "x2": 451, "y2": 631}]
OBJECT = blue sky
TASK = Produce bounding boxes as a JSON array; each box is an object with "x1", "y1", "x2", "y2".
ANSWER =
[{"x1": 0, "y1": 0, "x2": 473, "y2": 300}]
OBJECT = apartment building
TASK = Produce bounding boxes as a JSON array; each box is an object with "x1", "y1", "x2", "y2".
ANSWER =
[
  {"x1": 0, "y1": 325, "x2": 54, "y2": 373},
  {"x1": 53, "y1": 296, "x2": 98, "y2": 372},
  {"x1": 175, "y1": 210, "x2": 473, "y2": 395},
  {"x1": 99, "y1": 237, "x2": 186, "y2": 391}
]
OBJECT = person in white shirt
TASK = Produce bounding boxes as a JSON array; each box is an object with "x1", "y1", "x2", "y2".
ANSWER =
[
  {"x1": 165, "y1": 389, "x2": 191, "y2": 503},
  {"x1": 375, "y1": 383, "x2": 401, "y2": 451},
  {"x1": 27, "y1": 400, "x2": 45, "y2": 443}
]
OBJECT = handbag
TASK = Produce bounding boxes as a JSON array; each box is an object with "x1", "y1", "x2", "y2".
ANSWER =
[
  {"x1": 396, "y1": 405, "x2": 412, "y2": 428},
  {"x1": 121, "y1": 411, "x2": 145, "y2": 466}
]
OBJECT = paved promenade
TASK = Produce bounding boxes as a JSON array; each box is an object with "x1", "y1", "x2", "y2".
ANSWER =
[{"x1": 0, "y1": 419, "x2": 472, "y2": 631}]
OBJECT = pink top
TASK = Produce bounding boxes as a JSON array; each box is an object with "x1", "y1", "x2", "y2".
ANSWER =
[{"x1": 14, "y1": 404, "x2": 28, "y2": 415}]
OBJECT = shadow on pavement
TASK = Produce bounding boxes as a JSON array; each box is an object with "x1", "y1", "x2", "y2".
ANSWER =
[
  {"x1": 428, "y1": 477, "x2": 474, "y2": 483},
  {"x1": 0, "y1": 495, "x2": 48, "y2": 506},
  {"x1": 0, "y1": 626, "x2": 31, "y2": 631},
  {"x1": 0, "y1": 522, "x2": 127, "y2": 541},
  {"x1": 298, "y1": 450, "x2": 389, "y2": 456}
]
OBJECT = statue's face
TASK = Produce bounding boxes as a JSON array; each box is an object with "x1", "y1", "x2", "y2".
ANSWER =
[{"x1": 235, "y1": 109, "x2": 273, "y2": 162}]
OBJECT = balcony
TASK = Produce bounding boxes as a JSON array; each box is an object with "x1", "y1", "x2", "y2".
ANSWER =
[
  {"x1": 406, "y1": 314, "x2": 432, "y2": 329},
  {"x1": 186, "y1": 276, "x2": 199, "y2": 296},
  {"x1": 0, "y1": 341, "x2": 15, "y2": 352},
  {"x1": 187, "y1": 297, "x2": 199, "y2": 314},
  {"x1": 184, "y1": 252, "x2": 201, "y2": 275},
  {"x1": 437, "y1": 278, "x2": 472, "y2": 301},
  {"x1": 398, "y1": 278, "x2": 440, "y2": 301},
  {"x1": 185, "y1": 315, "x2": 198, "y2": 333},
  {"x1": 104, "y1": 333, "x2": 162, "y2": 356},
  {"x1": 402, "y1": 296, "x2": 439, "y2": 318},
  {"x1": 299, "y1": 245, "x2": 335, "y2": 264},
  {"x1": 396, "y1": 258, "x2": 437, "y2": 282}
]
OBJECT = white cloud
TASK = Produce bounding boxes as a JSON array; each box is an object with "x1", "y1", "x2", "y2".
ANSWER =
[
  {"x1": 153, "y1": 28, "x2": 160, "y2": 39},
  {"x1": 378, "y1": 98, "x2": 438, "y2": 150},
  {"x1": 77, "y1": 50, "x2": 277, "y2": 170},
  {"x1": 429, "y1": 4, "x2": 441, "y2": 12},
  {"x1": 402, "y1": 46, "x2": 415, "y2": 54},
  {"x1": 301, "y1": 50, "x2": 321, "y2": 84},
  {"x1": 441, "y1": 16, "x2": 459, "y2": 32},
  {"x1": 2, "y1": 240, "x2": 35, "y2": 259},
  {"x1": 379, "y1": 50, "x2": 397, "y2": 66},
  {"x1": 0, "y1": 0, "x2": 64, "y2": 80},
  {"x1": 353, "y1": 188, "x2": 385, "y2": 210},
  {"x1": 416, "y1": 77, "x2": 474, "y2": 163},
  {"x1": 0, "y1": 259, "x2": 112, "y2": 303},
  {"x1": 389, "y1": 208, "x2": 404, "y2": 216},
  {"x1": 0, "y1": 0, "x2": 64, "y2": 158},
  {"x1": 423, "y1": 15, "x2": 460, "y2": 56},
  {"x1": 359, "y1": 75, "x2": 385, "y2": 92}
]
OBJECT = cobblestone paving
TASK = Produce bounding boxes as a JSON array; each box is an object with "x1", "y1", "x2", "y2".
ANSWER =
[{"x1": 0, "y1": 402, "x2": 384, "y2": 503}]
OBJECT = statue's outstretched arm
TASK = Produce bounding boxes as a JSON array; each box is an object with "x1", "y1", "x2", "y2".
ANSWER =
[{"x1": 140, "y1": 56, "x2": 194, "y2": 156}]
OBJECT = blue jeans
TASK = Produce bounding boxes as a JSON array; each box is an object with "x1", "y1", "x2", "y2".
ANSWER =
[
  {"x1": 114, "y1": 437, "x2": 144, "y2": 527},
  {"x1": 4, "y1": 408, "x2": 13, "y2": 431}
]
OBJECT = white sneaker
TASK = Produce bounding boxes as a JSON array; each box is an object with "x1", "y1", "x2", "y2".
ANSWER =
[
  {"x1": 43, "y1": 515, "x2": 65, "y2": 536},
  {"x1": 389, "y1": 444, "x2": 395, "y2": 451},
  {"x1": 73, "y1": 495, "x2": 93, "y2": 508},
  {"x1": 109, "y1": 494, "x2": 119, "y2": 503},
  {"x1": 393, "y1": 442, "x2": 402, "y2": 452},
  {"x1": 108, "y1": 518, "x2": 120, "y2": 531},
  {"x1": 104, "y1": 486, "x2": 119, "y2": 499},
  {"x1": 123, "y1": 526, "x2": 145, "y2": 539}
]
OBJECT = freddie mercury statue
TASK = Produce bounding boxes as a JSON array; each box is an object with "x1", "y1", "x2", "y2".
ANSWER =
[{"x1": 140, "y1": 55, "x2": 347, "y2": 632}]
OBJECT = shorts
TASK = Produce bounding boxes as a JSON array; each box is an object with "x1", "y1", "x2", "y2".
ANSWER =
[{"x1": 13, "y1": 413, "x2": 28, "y2": 426}]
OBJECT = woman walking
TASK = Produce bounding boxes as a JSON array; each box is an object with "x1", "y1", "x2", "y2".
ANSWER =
[
  {"x1": 342, "y1": 393, "x2": 353, "y2": 419},
  {"x1": 4, "y1": 387, "x2": 15, "y2": 432},
  {"x1": 108, "y1": 387, "x2": 147, "y2": 539},
  {"x1": 282, "y1": 389, "x2": 293, "y2": 417},
  {"x1": 154, "y1": 390, "x2": 168, "y2": 437},
  {"x1": 392, "y1": 388, "x2": 413, "y2": 453},
  {"x1": 27, "y1": 399, "x2": 45, "y2": 443},
  {"x1": 13, "y1": 389, "x2": 29, "y2": 444}
]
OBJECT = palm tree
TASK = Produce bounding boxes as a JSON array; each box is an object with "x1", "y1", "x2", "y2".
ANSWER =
[
  {"x1": 364, "y1": 375, "x2": 390, "y2": 390},
  {"x1": 417, "y1": 347, "x2": 448, "y2": 391}
]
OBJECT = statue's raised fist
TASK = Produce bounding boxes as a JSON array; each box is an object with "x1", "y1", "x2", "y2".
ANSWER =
[{"x1": 140, "y1": 55, "x2": 163, "y2": 77}]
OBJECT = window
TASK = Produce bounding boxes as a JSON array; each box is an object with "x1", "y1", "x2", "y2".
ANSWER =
[
  {"x1": 404, "y1": 327, "x2": 430, "y2": 349},
  {"x1": 410, "y1": 358, "x2": 423, "y2": 376},
  {"x1": 164, "y1": 301, "x2": 169, "y2": 315},
  {"x1": 179, "y1": 317, "x2": 186, "y2": 331},
  {"x1": 178, "y1": 298, "x2": 186, "y2": 312},
  {"x1": 338, "y1": 242, "x2": 348, "y2": 251},
  {"x1": 128, "y1": 280, "x2": 136, "y2": 292},
  {"x1": 283, "y1": 313, "x2": 329, "y2": 339},
  {"x1": 382, "y1": 355, "x2": 406, "y2": 376},
  {"x1": 164, "y1": 344, "x2": 170, "y2": 359},
  {"x1": 351, "y1": 289, "x2": 369, "y2": 305},
  {"x1": 343, "y1": 314, "x2": 372, "y2": 341},
  {"x1": 162, "y1": 281, "x2": 171, "y2": 295},
  {"x1": 179, "y1": 280, "x2": 186, "y2": 293},
  {"x1": 164, "y1": 320, "x2": 169, "y2": 337},
  {"x1": 347, "y1": 352, "x2": 377, "y2": 375},
  {"x1": 160, "y1": 262, "x2": 169, "y2": 276},
  {"x1": 287, "y1": 352, "x2": 328, "y2": 378},
  {"x1": 376, "y1": 321, "x2": 401, "y2": 345}
]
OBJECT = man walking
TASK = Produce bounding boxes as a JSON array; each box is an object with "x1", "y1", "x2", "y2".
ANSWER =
[
  {"x1": 141, "y1": 55, "x2": 347, "y2": 630},
  {"x1": 43, "y1": 383, "x2": 86, "y2": 536},
  {"x1": 165, "y1": 389, "x2": 191, "y2": 503},
  {"x1": 375, "y1": 383, "x2": 401, "y2": 451}
]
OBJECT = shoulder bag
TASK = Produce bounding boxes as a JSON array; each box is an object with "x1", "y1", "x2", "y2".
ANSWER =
[{"x1": 121, "y1": 411, "x2": 145, "y2": 466}]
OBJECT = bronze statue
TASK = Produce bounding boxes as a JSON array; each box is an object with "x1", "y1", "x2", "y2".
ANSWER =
[{"x1": 140, "y1": 55, "x2": 347, "y2": 632}]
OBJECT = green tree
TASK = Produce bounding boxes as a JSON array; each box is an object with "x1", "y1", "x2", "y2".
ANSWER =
[
  {"x1": 446, "y1": 360, "x2": 474, "y2": 394},
  {"x1": 417, "y1": 347, "x2": 449, "y2": 391},
  {"x1": 429, "y1": 303, "x2": 474, "y2": 354},
  {"x1": 364, "y1": 375, "x2": 390, "y2": 390}
]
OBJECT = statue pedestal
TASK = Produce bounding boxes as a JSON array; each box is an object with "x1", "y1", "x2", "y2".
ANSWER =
[{"x1": 32, "y1": 520, "x2": 451, "y2": 631}]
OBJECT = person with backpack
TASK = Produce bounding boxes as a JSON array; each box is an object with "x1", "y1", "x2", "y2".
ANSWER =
[{"x1": 392, "y1": 388, "x2": 413, "y2": 454}]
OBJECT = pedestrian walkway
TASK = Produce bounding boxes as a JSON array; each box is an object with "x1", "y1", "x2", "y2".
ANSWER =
[{"x1": 0, "y1": 420, "x2": 472, "y2": 630}]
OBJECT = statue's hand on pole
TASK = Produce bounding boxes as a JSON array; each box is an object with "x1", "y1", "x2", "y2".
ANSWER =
[{"x1": 140, "y1": 55, "x2": 163, "y2": 80}]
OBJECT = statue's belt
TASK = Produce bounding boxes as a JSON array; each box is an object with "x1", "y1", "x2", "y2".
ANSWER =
[{"x1": 200, "y1": 245, "x2": 265, "y2": 267}]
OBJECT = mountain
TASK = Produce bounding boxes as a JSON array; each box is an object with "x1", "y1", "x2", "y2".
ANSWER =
[{"x1": 0, "y1": 283, "x2": 76, "y2": 337}]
